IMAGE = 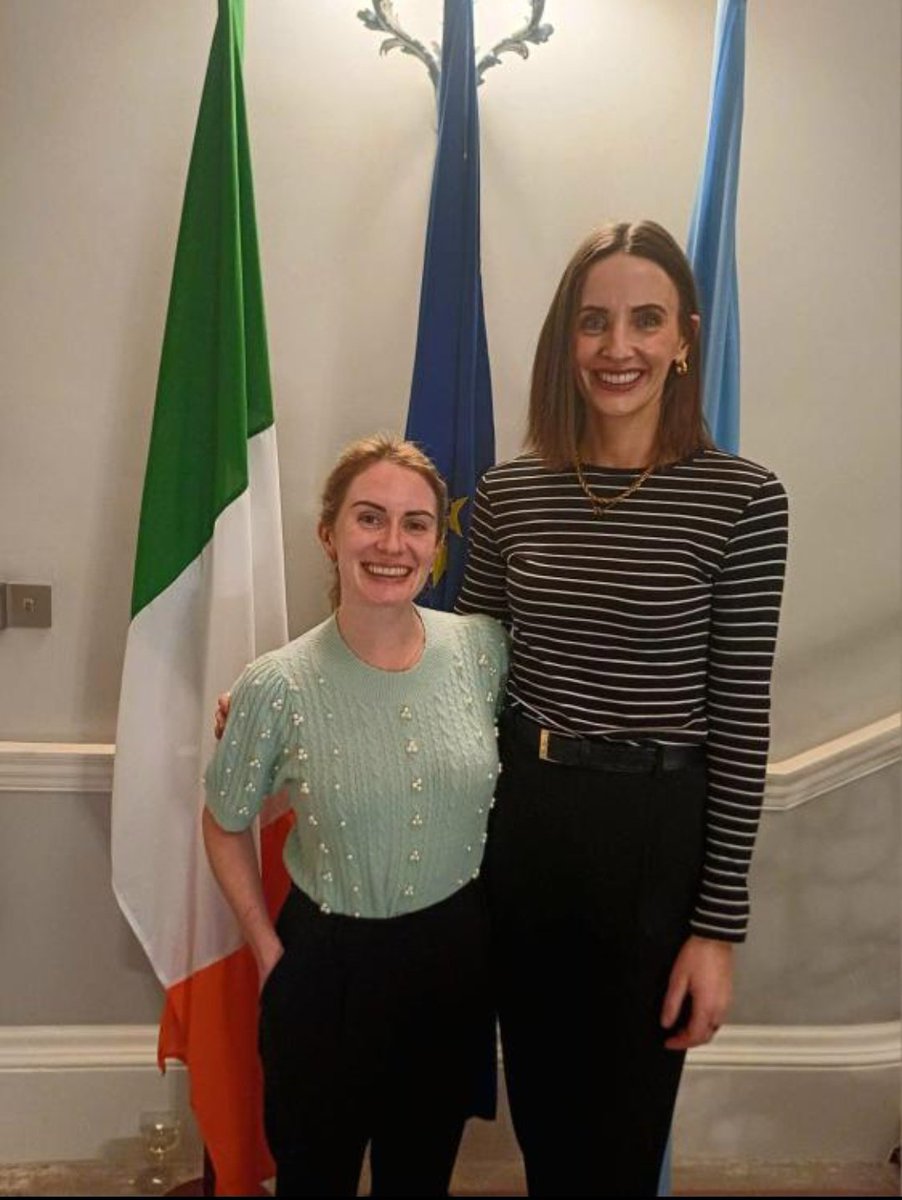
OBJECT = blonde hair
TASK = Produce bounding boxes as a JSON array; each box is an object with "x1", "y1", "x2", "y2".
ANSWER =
[
  {"x1": 528, "y1": 220, "x2": 712, "y2": 469},
  {"x1": 319, "y1": 433, "x2": 448, "y2": 609}
]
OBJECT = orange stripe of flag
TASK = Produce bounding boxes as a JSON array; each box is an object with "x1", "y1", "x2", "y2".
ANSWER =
[{"x1": 158, "y1": 810, "x2": 294, "y2": 1196}]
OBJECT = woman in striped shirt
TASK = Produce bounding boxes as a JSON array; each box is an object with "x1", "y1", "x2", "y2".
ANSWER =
[{"x1": 456, "y1": 220, "x2": 788, "y2": 1196}]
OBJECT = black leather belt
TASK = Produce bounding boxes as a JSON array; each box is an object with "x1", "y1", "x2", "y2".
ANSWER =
[{"x1": 505, "y1": 710, "x2": 706, "y2": 774}]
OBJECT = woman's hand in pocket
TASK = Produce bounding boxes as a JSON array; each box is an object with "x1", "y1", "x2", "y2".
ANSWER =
[{"x1": 256, "y1": 941, "x2": 286, "y2": 998}]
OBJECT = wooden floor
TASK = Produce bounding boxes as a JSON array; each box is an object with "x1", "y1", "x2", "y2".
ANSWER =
[
  {"x1": 673, "y1": 1161, "x2": 898, "y2": 1197},
  {"x1": 451, "y1": 1161, "x2": 900, "y2": 1197},
  {"x1": 0, "y1": 1158, "x2": 897, "y2": 1197}
]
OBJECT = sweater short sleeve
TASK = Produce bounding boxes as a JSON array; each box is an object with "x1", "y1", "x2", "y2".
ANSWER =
[{"x1": 204, "y1": 655, "x2": 289, "y2": 832}]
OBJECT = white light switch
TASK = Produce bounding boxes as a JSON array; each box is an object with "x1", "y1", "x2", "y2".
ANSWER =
[{"x1": 0, "y1": 583, "x2": 52, "y2": 629}]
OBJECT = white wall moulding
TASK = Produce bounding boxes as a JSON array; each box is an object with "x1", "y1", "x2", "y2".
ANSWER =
[
  {"x1": 0, "y1": 1023, "x2": 897, "y2": 1165},
  {"x1": 1, "y1": 712, "x2": 899, "y2": 802},
  {"x1": 0, "y1": 1024, "x2": 158, "y2": 1070},
  {"x1": 685, "y1": 1021, "x2": 901, "y2": 1071},
  {"x1": 2, "y1": 1020, "x2": 896, "y2": 1076},
  {"x1": 762, "y1": 713, "x2": 901, "y2": 811},
  {"x1": 0, "y1": 742, "x2": 114, "y2": 793}
]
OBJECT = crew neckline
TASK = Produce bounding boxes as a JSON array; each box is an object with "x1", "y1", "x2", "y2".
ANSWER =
[
  {"x1": 577, "y1": 448, "x2": 708, "y2": 474},
  {"x1": 326, "y1": 607, "x2": 432, "y2": 677}
]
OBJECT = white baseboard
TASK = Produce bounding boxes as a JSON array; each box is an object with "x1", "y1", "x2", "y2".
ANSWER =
[
  {"x1": 675, "y1": 1022, "x2": 901, "y2": 1162},
  {"x1": 0, "y1": 1027, "x2": 199, "y2": 1164},
  {"x1": 1, "y1": 1022, "x2": 898, "y2": 1165},
  {"x1": 685, "y1": 1020, "x2": 901, "y2": 1069}
]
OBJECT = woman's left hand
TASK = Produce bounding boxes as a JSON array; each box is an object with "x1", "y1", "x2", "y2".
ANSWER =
[{"x1": 660, "y1": 935, "x2": 733, "y2": 1050}]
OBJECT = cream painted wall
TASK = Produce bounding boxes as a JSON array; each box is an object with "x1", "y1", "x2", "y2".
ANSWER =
[{"x1": 1, "y1": 0, "x2": 899, "y2": 755}]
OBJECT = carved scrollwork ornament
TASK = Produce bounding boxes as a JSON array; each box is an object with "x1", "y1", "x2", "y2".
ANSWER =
[{"x1": 357, "y1": 0, "x2": 554, "y2": 92}]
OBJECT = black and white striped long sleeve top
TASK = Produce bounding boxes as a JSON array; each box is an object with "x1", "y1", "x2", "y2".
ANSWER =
[{"x1": 456, "y1": 449, "x2": 789, "y2": 942}]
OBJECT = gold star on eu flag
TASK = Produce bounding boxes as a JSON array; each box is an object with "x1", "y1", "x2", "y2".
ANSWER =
[{"x1": 431, "y1": 496, "x2": 468, "y2": 586}]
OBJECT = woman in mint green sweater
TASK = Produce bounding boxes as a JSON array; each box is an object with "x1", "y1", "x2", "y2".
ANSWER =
[{"x1": 203, "y1": 435, "x2": 507, "y2": 1198}]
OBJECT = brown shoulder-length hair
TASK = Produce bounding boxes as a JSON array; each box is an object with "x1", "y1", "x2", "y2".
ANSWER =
[
  {"x1": 527, "y1": 220, "x2": 713, "y2": 469},
  {"x1": 319, "y1": 433, "x2": 448, "y2": 610}
]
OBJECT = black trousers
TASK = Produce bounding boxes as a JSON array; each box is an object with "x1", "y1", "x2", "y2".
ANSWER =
[
  {"x1": 485, "y1": 727, "x2": 707, "y2": 1198},
  {"x1": 258, "y1": 881, "x2": 494, "y2": 1197}
]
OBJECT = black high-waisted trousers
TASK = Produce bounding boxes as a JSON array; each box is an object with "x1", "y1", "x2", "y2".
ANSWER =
[
  {"x1": 485, "y1": 724, "x2": 707, "y2": 1198},
  {"x1": 258, "y1": 880, "x2": 494, "y2": 1197}
]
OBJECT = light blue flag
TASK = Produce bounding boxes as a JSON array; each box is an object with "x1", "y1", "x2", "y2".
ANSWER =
[
  {"x1": 657, "y1": 2, "x2": 748, "y2": 1190},
  {"x1": 404, "y1": 0, "x2": 495, "y2": 611},
  {"x1": 660, "y1": 6, "x2": 747, "y2": 1196},
  {"x1": 687, "y1": 0, "x2": 746, "y2": 454}
]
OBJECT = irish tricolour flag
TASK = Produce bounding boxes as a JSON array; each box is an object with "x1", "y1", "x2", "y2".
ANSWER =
[{"x1": 111, "y1": 3, "x2": 289, "y2": 1193}]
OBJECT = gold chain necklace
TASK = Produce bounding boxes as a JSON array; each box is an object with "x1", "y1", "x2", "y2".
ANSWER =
[
  {"x1": 574, "y1": 460, "x2": 654, "y2": 518},
  {"x1": 336, "y1": 608, "x2": 425, "y2": 671}
]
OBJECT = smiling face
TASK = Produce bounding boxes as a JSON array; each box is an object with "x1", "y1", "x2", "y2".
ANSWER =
[
  {"x1": 319, "y1": 460, "x2": 440, "y2": 612},
  {"x1": 574, "y1": 252, "x2": 694, "y2": 441}
]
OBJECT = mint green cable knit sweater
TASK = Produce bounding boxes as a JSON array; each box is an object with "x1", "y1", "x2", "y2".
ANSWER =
[{"x1": 205, "y1": 607, "x2": 508, "y2": 918}]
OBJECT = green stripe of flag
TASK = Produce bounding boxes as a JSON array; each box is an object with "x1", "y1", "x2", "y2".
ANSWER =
[{"x1": 132, "y1": 0, "x2": 273, "y2": 618}]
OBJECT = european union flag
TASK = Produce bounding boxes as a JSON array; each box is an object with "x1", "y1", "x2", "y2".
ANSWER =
[
  {"x1": 687, "y1": 0, "x2": 746, "y2": 454},
  {"x1": 405, "y1": 0, "x2": 495, "y2": 611}
]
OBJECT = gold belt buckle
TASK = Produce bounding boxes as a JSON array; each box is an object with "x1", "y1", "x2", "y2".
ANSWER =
[{"x1": 538, "y1": 728, "x2": 551, "y2": 761}]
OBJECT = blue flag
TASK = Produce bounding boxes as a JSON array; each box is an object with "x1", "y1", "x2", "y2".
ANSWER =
[
  {"x1": 687, "y1": 0, "x2": 746, "y2": 454},
  {"x1": 405, "y1": 0, "x2": 495, "y2": 611}
]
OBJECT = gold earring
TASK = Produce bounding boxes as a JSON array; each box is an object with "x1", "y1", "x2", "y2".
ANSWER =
[{"x1": 674, "y1": 357, "x2": 689, "y2": 376}]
